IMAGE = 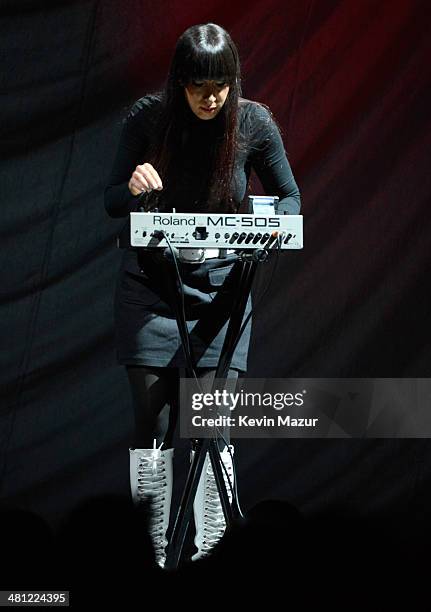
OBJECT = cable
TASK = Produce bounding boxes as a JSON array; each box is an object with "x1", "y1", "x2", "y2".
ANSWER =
[
  {"x1": 155, "y1": 229, "x2": 282, "y2": 521},
  {"x1": 236, "y1": 234, "x2": 283, "y2": 341},
  {"x1": 206, "y1": 364, "x2": 245, "y2": 517},
  {"x1": 207, "y1": 237, "x2": 284, "y2": 519},
  {"x1": 160, "y1": 231, "x2": 203, "y2": 391},
  {"x1": 163, "y1": 235, "x2": 192, "y2": 366},
  {"x1": 212, "y1": 426, "x2": 244, "y2": 518},
  {"x1": 213, "y1": 259, "x2": 251, "y2": 379}
]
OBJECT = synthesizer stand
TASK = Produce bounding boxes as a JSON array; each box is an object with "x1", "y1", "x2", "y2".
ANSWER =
[{"x1": 164, "y1": 252, "x2": 260, "y2": 570}]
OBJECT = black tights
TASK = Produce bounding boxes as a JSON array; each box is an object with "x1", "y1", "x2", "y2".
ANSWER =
[{"x1": 126, "y1": 366, "x2": 239, "y2": 449}]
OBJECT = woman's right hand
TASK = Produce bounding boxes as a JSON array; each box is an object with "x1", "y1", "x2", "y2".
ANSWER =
[{"x1": 128, "y1": 163, "x2": 163, "y2": 195}]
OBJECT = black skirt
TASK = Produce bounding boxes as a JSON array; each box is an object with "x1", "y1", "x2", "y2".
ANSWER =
[{"x1": 114, "y1": 248, "x2": 252, "y2": 371}]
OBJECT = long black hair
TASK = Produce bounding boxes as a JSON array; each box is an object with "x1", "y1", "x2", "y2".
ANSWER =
[{"x1": 147, "y1": 23, "x2": 242, "y2": 213}]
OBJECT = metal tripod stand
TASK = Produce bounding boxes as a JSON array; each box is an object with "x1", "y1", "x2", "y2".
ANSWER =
[{"x1": 164, "y1": 250, "x2": 266, "y2": 569}]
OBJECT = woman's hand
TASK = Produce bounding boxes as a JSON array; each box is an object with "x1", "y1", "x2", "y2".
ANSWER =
[{"x1": 128, "y1": 163, "x2": 163, "y2": 195}]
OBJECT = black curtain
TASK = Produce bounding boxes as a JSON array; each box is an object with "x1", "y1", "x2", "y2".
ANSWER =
[{"x1": 1, "y1": 0, "x2": 430, "y2": 532}]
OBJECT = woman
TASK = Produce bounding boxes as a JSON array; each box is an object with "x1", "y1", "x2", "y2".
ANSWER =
[{"x1": 104, "y1": 23, "x2": 300, "y2": 567}]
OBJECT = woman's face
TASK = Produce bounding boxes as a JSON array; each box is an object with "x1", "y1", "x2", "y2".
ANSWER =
[{"x1": 184, "y1": 79, "x2": 230, "y2": 120}]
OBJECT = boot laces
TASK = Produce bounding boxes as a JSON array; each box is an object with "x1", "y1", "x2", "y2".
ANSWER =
[
  {"x1": 136, "y1": 449, "x2": 168, "y2": 555},
  {"x1": 201, "y1": 452, "x2": 234, "y2": 553}
]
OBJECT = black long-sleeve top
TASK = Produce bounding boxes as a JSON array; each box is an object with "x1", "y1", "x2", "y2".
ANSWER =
[{"x1": 104, "y1": 94, "x2": 300, "y2": 220}]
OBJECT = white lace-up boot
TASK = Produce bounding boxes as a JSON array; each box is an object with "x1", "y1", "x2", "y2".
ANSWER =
[
  {"x1": 129, "y1": 445, "x2": 173, "y2": 568},
  {"x1": 191, "y1": 445, "x2": 234, "y2": 561}
]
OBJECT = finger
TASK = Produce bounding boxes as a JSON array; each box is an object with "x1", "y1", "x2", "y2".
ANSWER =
[
  {"x1": 129, "y1": 180, "x2": 148, "y2": 196},
  {"x1": 129, "y1": 180, "x2": 146, "y2": 196},
  {"x1": 133, "y1": 170, "x2": 152, "y2": 192},
  {"x1": 142, "y1": 163, "x2": 163, "y2": 190},
  {"x1": 136, "y1": 167, "x2": 157, "y2": 190}
]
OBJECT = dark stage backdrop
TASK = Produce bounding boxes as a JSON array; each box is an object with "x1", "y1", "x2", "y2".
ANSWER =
[{"x1": 1, "y1": 0, "x2": 430, "y2": 533}]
